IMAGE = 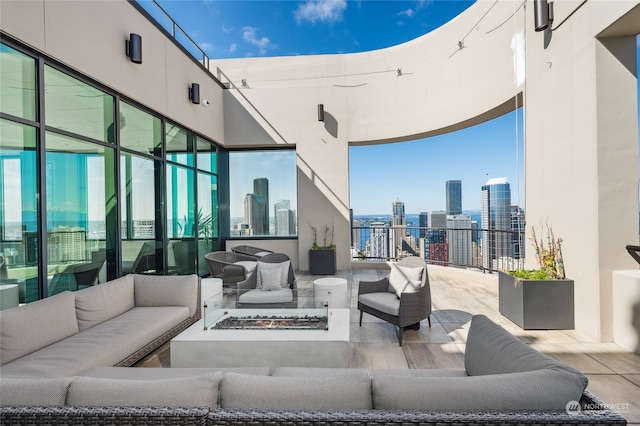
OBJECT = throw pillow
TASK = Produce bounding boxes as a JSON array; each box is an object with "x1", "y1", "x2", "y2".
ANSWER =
[
  {"x1": 388, "y1": 263, "x2": 423, "y2": 298},
  {"x1": 256, "y1": 260, "x2": 290, "y2": 288},
  {"x1": 260, "y1": 268, "x2": 282, "y2": 291}
]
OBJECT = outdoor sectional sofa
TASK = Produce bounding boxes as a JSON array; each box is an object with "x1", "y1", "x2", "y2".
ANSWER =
[{"x1": 0, "y1": 294, "x2": 627, "y2": 425}]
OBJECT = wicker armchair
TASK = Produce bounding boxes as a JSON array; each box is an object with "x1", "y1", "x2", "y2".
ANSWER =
[
  {"x1": 236, "y1": 253, "x2": 297, "y2": 308},
  {"x1": 204, "y1": 251, "x2": 257, "y2": 286},
  {"x1": 358, "y1": 256, "x2": 431, "y2": 346},
  {"x1": 231, "y1": 245, "x2": 274, "y2": 260}
]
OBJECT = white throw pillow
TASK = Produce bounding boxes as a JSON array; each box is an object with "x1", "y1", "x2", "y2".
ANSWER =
[
  {"x1": 260, "y1": 269, "x2": 282, "y2": 291},
  {"x1": 388, "y1": 263, "x2": 423, "y2": 298},
  {"x1": 256, "y1": 260, "x2": 290, "y2": 289}
]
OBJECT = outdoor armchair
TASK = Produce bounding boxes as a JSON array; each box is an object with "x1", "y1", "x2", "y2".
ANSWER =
[
  {"x1": 204, "y1": 251, "x2": 257, "y2": 286},
  {"x1": 231, "y1": 245, "x2": 274, "y2": 260},
  {"x1": 358, "y1": 256, "x2": 431, "y2": 346},
  {"x1": 236, "y1": 253, "x2": 297, "y2": 308}
]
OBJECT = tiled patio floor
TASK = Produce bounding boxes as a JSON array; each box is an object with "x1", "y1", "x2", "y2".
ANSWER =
[{"x1": 139, "y1": 264, "x2": 640, "y2": 423}]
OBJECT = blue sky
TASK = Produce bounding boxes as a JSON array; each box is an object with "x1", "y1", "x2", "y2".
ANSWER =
[{"x1": 144, "y1": 0, "x2": 638, "y2": 216}]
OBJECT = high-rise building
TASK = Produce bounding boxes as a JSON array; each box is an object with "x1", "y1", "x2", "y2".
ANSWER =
[
  {"x1": 253, "y1": 178, "x2": 269, "y2": 234},
  {"x1": 391, "y1": 198, "x2": 406, "y2": 258},
  {"x1": 446, "y1": 180, "x2": 462, "y2": 215},
  {"x1": 369, "y1": 221, "x2": 388, "y2": 260},
  {"x1": 481, "y1": 177, "x2": 512, "y2": 270},
  {"x1": 428, "y1": 210, "x2": 447, "y2": 229},
  {"x1": 244, "y1": 193, "x2": 262, "y2": 235},
  {"x1": 352, "y1": 218, "x2": 361, "y2": 251},
  {"x1": 274, "y1": 200, "x2": 295, "y2": 236},
  {"x1": 511, "y1": 205, "x2": 526, "y2": 264},
  {"x1": 419, "y1": 212, "x2": 428, "y2": 238},
  {"x1": 424, "y1": 229, "x2": 447, "y2": 266},
  {"x1": 446, "y1": 214, "x2": 472, "y2": 267}
]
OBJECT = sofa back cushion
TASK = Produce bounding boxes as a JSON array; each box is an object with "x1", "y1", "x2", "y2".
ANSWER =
[
  {"x1": 133, "y1": 274, "x2": 199, "y2": 316},
  {"x1": 75, "y1": 274, "x2": 135, "y2": 332},
  {"x1": 0, "y1": 291, "x2": 78, "y2": 365},
  {"x1": 465, "y1": 314, "x2": 582, "y2": 376},
  {"x1": 66, "y1": 372, "x2": 222, "y2": 409},
  {"x1": 372, "y1": 368, "x2": 587, "y2": 411},
  {"x1": 0, "y1": 377, "x2": 74, "y2": 406},
  {"x1": 220, "y1": 372, "x2": 373, "y2": 410}
]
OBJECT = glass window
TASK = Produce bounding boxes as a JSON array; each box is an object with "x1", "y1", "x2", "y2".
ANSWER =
[
  {"x1": 196, "y1": 136, "x2": 216, "y2": 173},
  {"x1": 167, "y1": 163, "x2": 195, "y2": 274},
  {"x1": 0, "y1": 119, "x2": 39, "y2": 303},
  {"x1": 229, "y1": 150, "x2": 297, "y2": 237},
  {"x1": 45, "y1": 132, "x2": 115, "y2": 295},
  {"x1": 120, "y1": 153, "x2": 159, "y2": 274},
  {"x1": 0, "y1": 44, "x2": 36, "y2": 121},
  {"x1": 197, "y1": 172, "x2": 218, "y2": 275},
  {"x1": 165, "y1": 123, "x2": 192, "y2": 167},
  {"x1": 120, "y1": 101, "x2": 162, "y2": 156},
  {"x1": 45, "y1": 66, "x2": 115, "y2": 143}
]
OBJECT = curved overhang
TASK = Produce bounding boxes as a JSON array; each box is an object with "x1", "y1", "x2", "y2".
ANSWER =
[{"x1": 213, "y1": 0, "x2": 524, "y2": 147}]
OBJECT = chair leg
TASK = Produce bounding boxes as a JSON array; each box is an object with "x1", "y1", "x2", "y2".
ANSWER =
[
  {"x1": 359, "y1": 310, "x2": 363, "y2": 326},
  {"x1": 398, "y1": 326, "x2": 403, "y2": 346},
  {"x1": 427, "y1": 315, "x2": 431, "y2": 327}
]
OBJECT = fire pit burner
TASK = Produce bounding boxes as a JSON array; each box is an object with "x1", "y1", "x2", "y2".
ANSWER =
[{"x1": 211, "y1": 314, "x2": 328, "y2": 330}]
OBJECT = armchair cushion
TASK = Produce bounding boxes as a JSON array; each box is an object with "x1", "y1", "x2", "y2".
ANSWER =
[
  {"x1": 260, "y1": 268, "x2": 282, "y2": 291},
  {"x1": 238, "y1": 288, "x2": 294, "y2": 304},
  {"x1": 389, "y1": 263, "x2": 424, "y2": 298},
  {"x1": 358, "y1": 292, "x2": 400, "y2": 317},
  {"x1": 256, "y1": 260, "x2": 290, "y2": 289},
  {"x1": 233, "y1": 261, "x2": 257, "y2": 274}
]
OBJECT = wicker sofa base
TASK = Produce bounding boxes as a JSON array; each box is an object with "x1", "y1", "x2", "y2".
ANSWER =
[{"x1": 0, "y1": 391, "x2": 627, "y2": 426}]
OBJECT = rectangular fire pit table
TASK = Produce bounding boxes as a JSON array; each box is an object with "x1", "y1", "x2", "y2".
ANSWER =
[{"x1": 170, "y1": 290, "x2": 350, "y2": 369}]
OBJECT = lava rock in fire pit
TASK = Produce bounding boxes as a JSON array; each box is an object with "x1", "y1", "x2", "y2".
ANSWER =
[{"x1": 211, "y1": 315, "x2": 328, "y2": 330}]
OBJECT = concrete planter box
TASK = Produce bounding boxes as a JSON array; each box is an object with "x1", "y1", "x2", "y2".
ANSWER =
[
  {"x1": 498, "y1": 271, "x2": 574, "y2": 330},
  {"x1": 309, "y1": 249, "x2": 336, "y2": 275}
]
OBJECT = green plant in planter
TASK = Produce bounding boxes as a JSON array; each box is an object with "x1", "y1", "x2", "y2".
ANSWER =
[
  {"x1": 508, "y1": 224, "x2": 565, "y2": 283},
  {"x1": 309, "y1": 222, "x2": 336, "y2": 250}
]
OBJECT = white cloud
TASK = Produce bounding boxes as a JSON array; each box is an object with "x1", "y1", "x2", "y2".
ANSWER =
[
  {"x1": 242, "y1": 26, "x2": 276, "y2": 55},
  {"x1": 294, "y1": 0, "x2": 347, "y2": 25},
  {"x1": 229, "y1": 43, "x2": 237, "y2": 53},
  {"x1": 398, "y1": 9, "x2": 415, "y2": 18}
]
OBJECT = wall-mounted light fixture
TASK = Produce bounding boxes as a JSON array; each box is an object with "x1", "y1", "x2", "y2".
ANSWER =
[
  {"x1": 534, "y1": 0, "x2": 554, "y2": 32},
  {"x1": 189, "y1": 83, "x2": 200, "y2": 104},
  {"x1": 125, "y1": 33, "x2": 142, "y2": 63},
  {"x1": 317, "y1": 104, "x2": 325, "y2": 122}
]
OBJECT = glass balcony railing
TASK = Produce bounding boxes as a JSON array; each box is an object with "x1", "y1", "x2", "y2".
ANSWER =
[{"x1": 350, "y1": 225, "x2": 525, "y2": 273}]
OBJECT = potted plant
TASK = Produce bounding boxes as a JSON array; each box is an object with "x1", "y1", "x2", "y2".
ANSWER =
[
  {"x1": 499, "y1": 224, "x2": 574, "y2": 330},
  {"x1": 309, "y1": 223, "x2": 336, "y2": 275}
]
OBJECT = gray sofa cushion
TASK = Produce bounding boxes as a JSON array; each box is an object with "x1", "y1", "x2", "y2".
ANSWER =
[
  {"x1": 465, "y1": 314, "x2": 584, "y2": 376},
  {"x1": 372, "y1": 368, "x2": 588, "y2": 411},
  {"x1": 0, "y1": 306, "x2": 190, "y2": 378},
  {"x1": 372, "y1": 368, "x2": 468, "y2": 378},
  {"x1": 67, "y1": 372, "x2": 222, "y2": 409},
  {"x1": 0, "y1": 377, "x2": 73, "y2": 406},
  {"x1": 358, "y1": 292, "x2": 400, "y2": 316},
  {"x1": 273, "y1": 367, "x2": 371, "y2": 377},
  {"x1": 81, "y1": 366, "x2": 272, "y2": 379},
  {"x1": 220, "y1": 372, "x2": 373, "y2": 410},
  {"x1": 0, "y1": 291, "x2": 78, "y2": 365},
  {"x1": 75, "y1": 274, "x2": 135, "y2": 332},
  {"x1": 134, "y1": 274, "x2": 199, "y2": 316}
]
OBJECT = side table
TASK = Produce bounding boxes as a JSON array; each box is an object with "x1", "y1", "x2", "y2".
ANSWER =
[{"x1": 313, "y1": 277, "x2": 348, "y2": 308}]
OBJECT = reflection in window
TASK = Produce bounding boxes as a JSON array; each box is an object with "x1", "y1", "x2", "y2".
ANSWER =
[
  {"x1": 166, "y1": 123, "x2": 192, "y2": 167},
  {"x1": 120, "y1": 101, "x2": 162, "y2": 156},
  {"x1": 197, "y1": 172, "x2": 218, "y2": 275},
  {"x1": 0, "y1": 119, "x2": 38, "y2": 303},
  {"x1": 45, "y1": 66, "x2": 114, "y2": 143},
  {"x1": 196, "y1": 136, "x2": 216, "y2": 173},
  {"x1": 0, "y1": 43, "x2": 36, "y2": 121},
  {"x1": 167, "y1": 163, "x2": 195, "y2": 274},
  {"x1": 45, "y1": 132, "x2": 115, "y2": 295},
  {"x1": 229, "y1": 150, "x2": 297, "y2": 237}
]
